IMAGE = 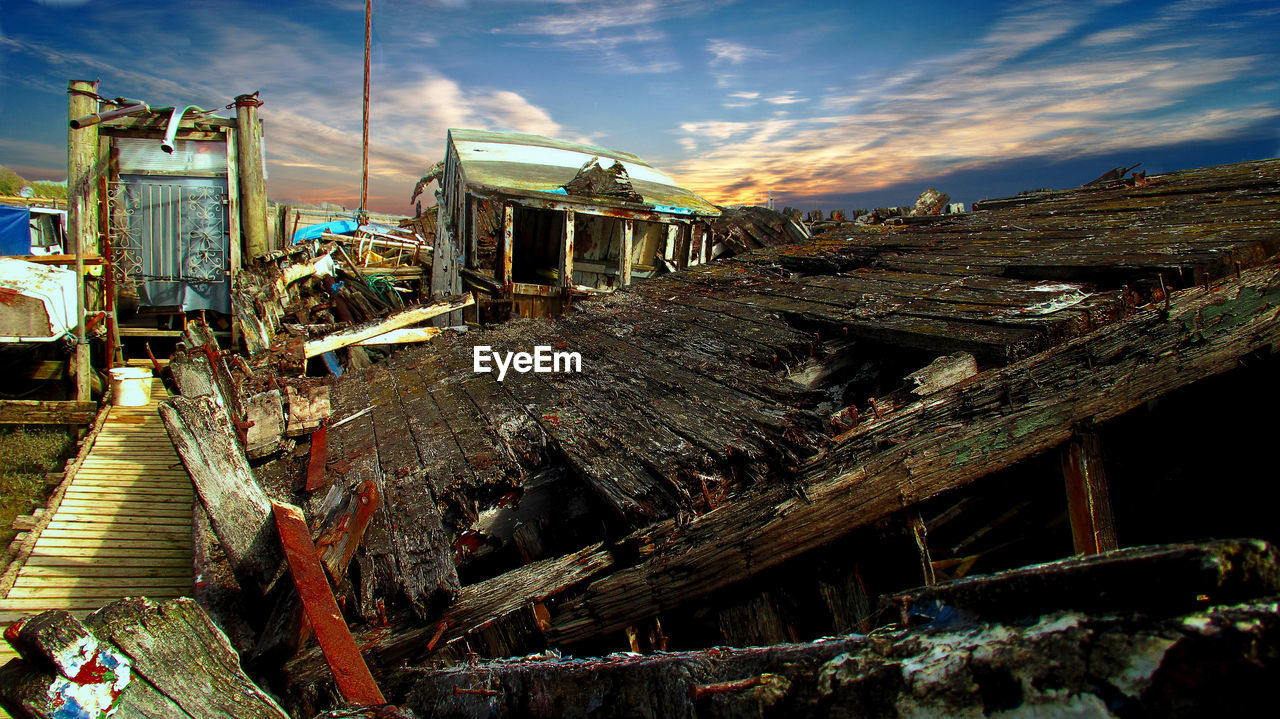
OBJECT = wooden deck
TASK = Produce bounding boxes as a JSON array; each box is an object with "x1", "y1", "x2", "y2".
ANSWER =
[{"x1": 0, "y1": 379, "x2": 193, "y2": 667}]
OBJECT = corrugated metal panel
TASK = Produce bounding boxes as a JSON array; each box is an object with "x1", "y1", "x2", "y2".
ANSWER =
[{"x1": 117, "y1": 138, "x2": 227, "y2": 174}]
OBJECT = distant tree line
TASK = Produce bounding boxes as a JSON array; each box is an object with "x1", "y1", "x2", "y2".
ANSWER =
[{"x1": 0, "y1": 165, "x2": 68, "y2": 199}]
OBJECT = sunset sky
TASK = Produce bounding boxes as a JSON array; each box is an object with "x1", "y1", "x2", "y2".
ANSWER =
[{"x1": 2, "y1": 0, "x2": 1278, "y2": 214}]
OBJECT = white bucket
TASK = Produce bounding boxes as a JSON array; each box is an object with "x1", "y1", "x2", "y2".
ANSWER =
[{"x1": 109, "y1": 367, "x2": 153, "y2": 407}]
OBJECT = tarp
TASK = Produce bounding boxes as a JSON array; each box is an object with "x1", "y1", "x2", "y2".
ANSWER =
[
  {"x1": 294, "y1": 220, "x2": 358, "y2": 243},
  {"x1": 0, "y1": 205, "x2": 31, "y2": 256}
]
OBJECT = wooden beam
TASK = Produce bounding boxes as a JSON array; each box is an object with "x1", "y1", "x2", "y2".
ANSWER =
[
  {"x1": 68, "y1": 80, "x2": 98, "y2": 404},
  {"x1": 621, "y1": 219, "x2": 634, "y2": 286},
  {"x1": 234, "y1": 94, "x2": 269, "y2": 258},
  {"x1": 354, "y1": 325, "x2": 442, "y2": 346},
  {"x1": 1061, "y1": 423, "x2": 1118, "y2": 555},
  {"x1": 502, "y1": 202, "x2": 514, "y2": 286},
  {"x1": 303, "y1": 293, "x2": 472, "y2": 358},
  {"x1": 224, "y1": 127, "x2": 242, "y2": 351},
  {"x1": 562, "y1": 208, "x2": 575, "y2": 288},
  {"x1": 0, "y1": 400, "x2": 96, "y2": 425},
  {"x1": 272, "y1": 501, "x2": 385, "y2": 706},
  {"x1": 6, "y1": 254, "x2": 106, "y2": 266},
  {"x1": 159, "y1": 395, "x2": 277, "y2": 589},
  {"x1": 98, "y1": 114, "x2": 236, "y2": 131}
]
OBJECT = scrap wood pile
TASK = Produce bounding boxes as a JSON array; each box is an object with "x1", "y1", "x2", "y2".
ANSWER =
[
  {"x1": 5, "y1": 158, "x2": 1278, "y2": 718},
  {"x1": 230, "y1": 222, "x2": 470, "y2": 376}
]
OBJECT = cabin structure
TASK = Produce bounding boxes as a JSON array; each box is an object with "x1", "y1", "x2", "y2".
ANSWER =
[{"x1": 435, "y1": 129, "x2": 722, "y2": 320}]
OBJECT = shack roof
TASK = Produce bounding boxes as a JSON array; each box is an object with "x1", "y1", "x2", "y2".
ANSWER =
[{"x1": 447, "y1": 128, "x2": 721, "y2": 217}]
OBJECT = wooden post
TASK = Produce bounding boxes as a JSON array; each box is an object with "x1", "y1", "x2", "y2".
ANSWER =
[
  {"x1": 468, "y1": 195, "x2": 479, "y2": 270},
  {"x1": 1061, "y1": 423, "x2": 1118, "y2": 555},
  {"x1": 224, "y1": 128, "x2": 243, "y2": 351},
  {"x1": 234, "y1": 94, "x2": 269, "y2": 259},
  {"x1": 561, "y1": 209, "x2": 574, "y2": 288},
  {"x1": 501, "y1": 203, "x2": 514, "y2": 286},
  {"x1": 620, "y1": 219, "x2": 633, "y2": 286},
  {"x1": 68, "y1": 80, "x2": 99, "y2": 402}
]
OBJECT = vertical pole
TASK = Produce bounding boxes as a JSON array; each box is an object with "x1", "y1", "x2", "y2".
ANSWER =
[
  {"x1": 561, "y1": 209, "x2": 574, "y2": 288},
  {"x1": 501, "y1": 203, "x2": 514, "y2": 286},
  {"x1": 360, "y1": 0, "x2": 372, "y2": 215},
  {"x1": 620, "y1": 219, "x2": 633, "y2": 286},
  {"x1": 467, "y1": 196, "x2": 479, "y2": 270},
  {"x1": 234, "y1": 94, "x2": 268, "y2": 259},
  {"x1": 68, "y1": 80, "x2": 99, "y2": 402},
  {"x1": 224, "y1": 129, "x2": 242, "y2": 352},
  {"x1": 1061, "y1": 423, "x2": 1118, "y2": 555}
]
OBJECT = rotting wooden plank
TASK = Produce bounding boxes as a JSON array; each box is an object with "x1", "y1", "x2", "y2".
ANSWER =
[
  {"x1": 0, "y1": 400, "x2": 97, "y2": 425},
  {"x1": 273, "y1": 501, "x2": 386, "y2": 706},
  {"x1": 304, "y1": 293, "x2": 473, "y2": 358},
  {"x1": 160, "y1": 394, "x2": 276, "y2": 589},
  {"x1": 540, "y1": 263, "x2": 1280, "y2": 648},
  {"x1": 365, "y1": 361, "x2": 460, "y2": 617}
]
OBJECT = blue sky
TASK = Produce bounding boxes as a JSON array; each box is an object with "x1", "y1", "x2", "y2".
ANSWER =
[{"x1": 2, "y1": 0, "x2": 1278, "y2": 214}]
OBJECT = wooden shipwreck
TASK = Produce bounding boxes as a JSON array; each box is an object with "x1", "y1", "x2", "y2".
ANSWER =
[{"x1": 6, "y1": 155, "x2": 1280, "y2": 718}]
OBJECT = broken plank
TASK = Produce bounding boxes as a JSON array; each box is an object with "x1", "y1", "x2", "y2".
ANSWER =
[
  {"x1": 159, "y1": 395, "x2": 277, "y2": 589},
  {"x1": 272, "y1": 501, "x2": 385, "y2": 706},
  {"x1": 304, "y1": 293, "x2": 473, "y2": 358}
]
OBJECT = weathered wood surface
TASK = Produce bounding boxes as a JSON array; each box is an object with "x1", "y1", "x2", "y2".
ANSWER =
[
  {"x1": 541, "y1": 262, "x2": 1280, "y2": 648},
  {"x1": 160, "y1": 394, "x2": 276, "y2": 588},
  {"x1": 376, "y1": 544, "x2": 1280, "y2": 719},
  {"x1": 0, "y1": 400, "x2": 96, "y2": 425},
  {"x1": 0, "y1": 599, "x2": 288, "y2": 718},
  {"x1": 296, "y1": 221, "x2": 1280, "y2": 684},
  {"x1": 280, "y1": 158, "x2": 1280, "y2": 697},
  {"x1": 304, "y1": 293, "x2": 474, "y2": 357}
]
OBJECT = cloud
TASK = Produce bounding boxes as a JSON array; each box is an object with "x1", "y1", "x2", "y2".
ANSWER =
[
  {"x1": 495, "y1": 0, "x2": 736, "y2": 75},
  {"x1": 668, "y1": 0, "x2": 1280, "y2": 205},
  {"x1": 707, "y1": 39, "x2": 769, "y2": 66},
  {"x1": 763, "y1": 92, "x2": 807, "y2": 105},
  {"x1": 3, "y1": 10, "x2": 574, "y2": 213}
]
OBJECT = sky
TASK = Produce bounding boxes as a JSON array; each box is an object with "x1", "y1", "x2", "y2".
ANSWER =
[{"x1": 1, "y1": 0, "x2": 1278, "y2": 215}]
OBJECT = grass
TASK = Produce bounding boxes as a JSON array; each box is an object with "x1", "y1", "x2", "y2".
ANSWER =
[{"x1": 0, "y1": 427, "x2": 75, "y2": 555}]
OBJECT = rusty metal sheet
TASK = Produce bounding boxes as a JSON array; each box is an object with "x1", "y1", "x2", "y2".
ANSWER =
[{"x1": 272, "y1": 500, "x2": 385, "y2": 706}]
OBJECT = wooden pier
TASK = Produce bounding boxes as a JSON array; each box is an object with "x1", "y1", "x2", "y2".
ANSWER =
[{"x1": 0, "y1": 379, "x2": 193, "y2": 667}]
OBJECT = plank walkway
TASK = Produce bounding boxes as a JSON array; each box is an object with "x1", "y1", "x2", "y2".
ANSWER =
[{"x1": 0, "y1": 379, "x2": 193, "y2": 668}]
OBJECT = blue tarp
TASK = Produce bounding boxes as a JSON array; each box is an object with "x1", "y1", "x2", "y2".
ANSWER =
[
  {"x1": 0, "y1": 205, "x2": 31, "y2": 256},
  {"x1": 293, "y1": 220, "x2": 358, "y2": 243}
]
